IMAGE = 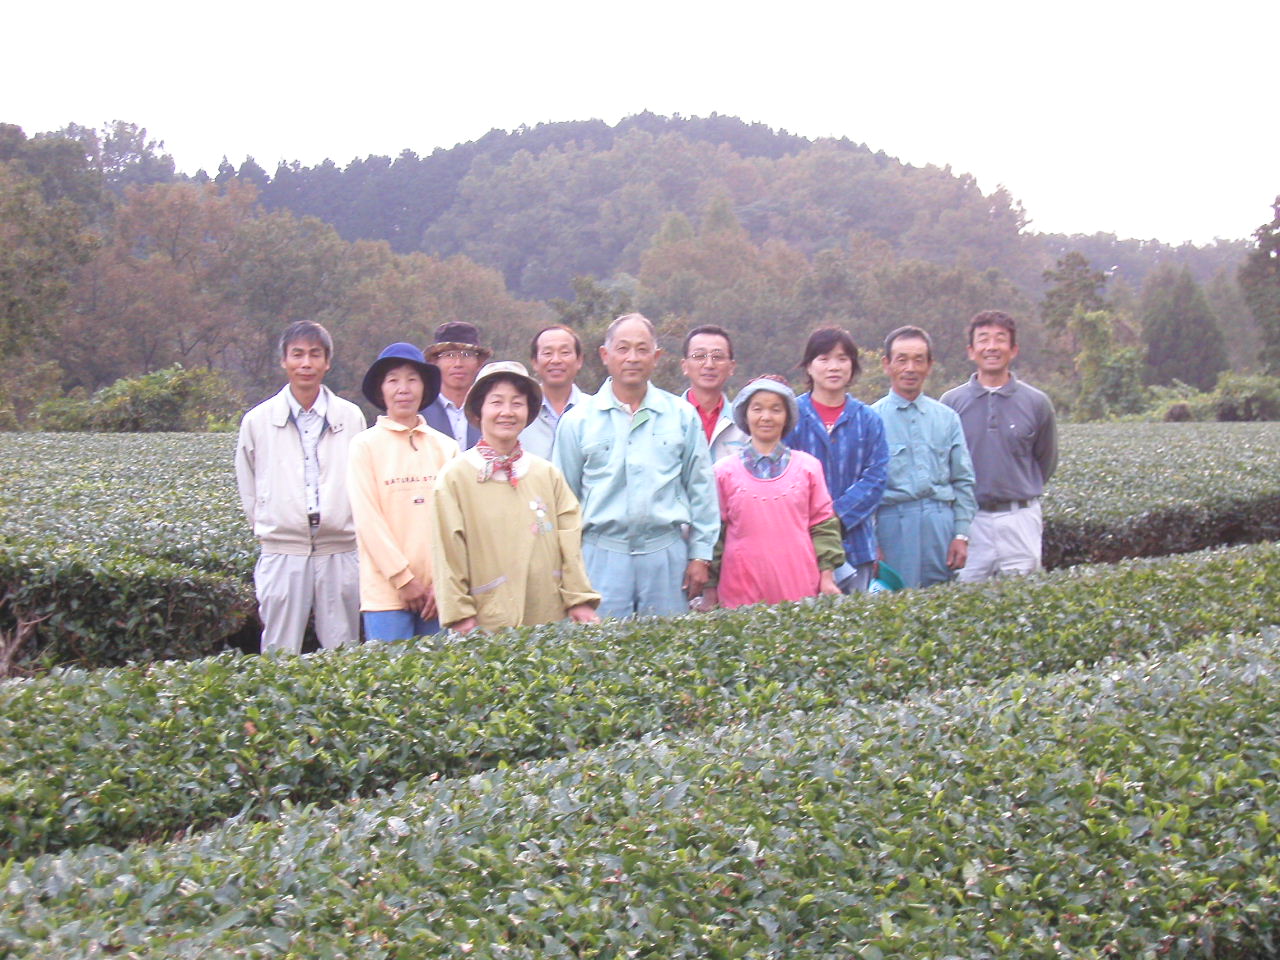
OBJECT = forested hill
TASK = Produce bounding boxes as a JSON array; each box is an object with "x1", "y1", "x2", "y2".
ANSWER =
[
  {"x1": 3, "y1": 115, "x2": 1267, "y2": 427},
  {"x1": 231, "y1": 113, "x2": 1244, "y2": 303}
]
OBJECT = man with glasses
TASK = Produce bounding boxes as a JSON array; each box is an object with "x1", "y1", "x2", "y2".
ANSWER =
[
  {"x1": 521, "y1": 324, "x2": 587, "y2": 459},
  {"x1": 423, "y1": 321, "x2": 491, "y2": 449},
  {"x1": 555, "y1": 313, "x2": 719, "y2": 619},
  {"x1": 680, "y1": 324, "x2": 747, "y2": 462}
]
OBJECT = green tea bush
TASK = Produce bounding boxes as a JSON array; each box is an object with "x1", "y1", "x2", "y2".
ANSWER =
[
  {"x1": 0, "y1": 434, "x2": 254, "y2": 669},
  {"x1": 1042, "y1": 421, "x2": 1280, "y2": 566},
  {"x1": 1, "y1": 422, "x2": 1278, "y2": 669},
  {"x1": 3, "y1": 635, "x2": 1278, "y2": 958},
  {"x1": 4, "y1": 542, "x2": 1280, "y2": 862}
]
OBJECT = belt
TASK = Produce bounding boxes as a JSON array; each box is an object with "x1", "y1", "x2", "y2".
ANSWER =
[
  {"x1": 308, "y1": 512, "x2": 321, "y2": 528},
  {"x1": 979, "y1": 498, "x2": 1034, "y2": 513}
]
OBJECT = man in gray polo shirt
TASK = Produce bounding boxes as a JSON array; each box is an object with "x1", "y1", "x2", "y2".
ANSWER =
[{"x1": 940, "y1": 310, "x2": 1057, "y2": 581}]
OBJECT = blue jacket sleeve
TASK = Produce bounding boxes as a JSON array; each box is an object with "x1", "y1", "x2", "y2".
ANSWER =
[
  {"x1": 830, "y1": 407, "x2": 888, "y2": 531},
  {"x1": 552, "y1": 411, "x2": 585, "y2": 502},
  {"x1": 948, "y1": 414, "x2": 977, "y2": 535}
]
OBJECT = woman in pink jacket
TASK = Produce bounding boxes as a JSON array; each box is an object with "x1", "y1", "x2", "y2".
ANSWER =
[{"x1": 700, "y1": 376, "x2": 845, "y2": 610}]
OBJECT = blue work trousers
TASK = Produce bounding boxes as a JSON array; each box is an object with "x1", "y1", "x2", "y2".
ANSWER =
[{"x1": 876, "y1": 499, "x2": 956, "y2": 589}]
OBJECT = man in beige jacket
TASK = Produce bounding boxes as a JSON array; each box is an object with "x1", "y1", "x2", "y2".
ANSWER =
[{"x1": 234, "y1": 321, "x2": 367, "y2": 653}]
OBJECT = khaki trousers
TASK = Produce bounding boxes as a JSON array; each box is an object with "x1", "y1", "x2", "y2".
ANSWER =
[
  {"x1": 956, "y1": 500, "x2": 1043, "y2": 583},
  {"x1": 254, "y1": 550, "x2": 360, "y2": 654}
]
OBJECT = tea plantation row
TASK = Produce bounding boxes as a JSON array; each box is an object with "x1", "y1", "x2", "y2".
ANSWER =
[
  {"x1": 4, "y1": 541, "x2": 1279, "y2": 863},
  {"x1": 1, "y1": 423, "x2": 1278, "y2": 669},
  {"x1": 3, "y1": 634, "x2": 1277, "y2": 958}
]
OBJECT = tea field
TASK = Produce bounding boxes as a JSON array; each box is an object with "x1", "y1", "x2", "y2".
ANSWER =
[
  {"x1": 1, "y1": 422, "x2": 1278, "y2": 669},
  {"x1": 1, "y1": 422, "x2": 1279, "y2": 957}
]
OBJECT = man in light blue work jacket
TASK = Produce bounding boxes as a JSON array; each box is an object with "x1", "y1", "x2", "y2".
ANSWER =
[
  {"x1": 555, "y1": 313, "x2": 719, "y2": 619},
  {"x1": 871, "y1": 325, "x2": 976, "y2": 589}
]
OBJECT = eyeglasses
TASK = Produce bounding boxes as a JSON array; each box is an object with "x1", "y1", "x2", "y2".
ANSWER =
[
  {"x1": 437, "y1": 350, "x2": 479, "y2": 361},
  {"x1": 686, "y1": 352, "x2": 731, "y2": 365}
]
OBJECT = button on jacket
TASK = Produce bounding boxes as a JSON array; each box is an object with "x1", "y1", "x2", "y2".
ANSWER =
[{"x1": 554, "y1": 380, "x2": 719, "y2": 560}]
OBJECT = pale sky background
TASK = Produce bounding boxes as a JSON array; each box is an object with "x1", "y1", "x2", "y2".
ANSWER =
[{"x1": 4, "y1": 0, "x2": 1275, "y2": 245}]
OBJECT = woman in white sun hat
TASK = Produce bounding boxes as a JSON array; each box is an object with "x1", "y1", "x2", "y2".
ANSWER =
[
  {"x1": 700, "y1": 375, "x2": 845, "y2": 610},
  {"x1": 430, "y1": 361, "x2": 601, "y2": 634}
]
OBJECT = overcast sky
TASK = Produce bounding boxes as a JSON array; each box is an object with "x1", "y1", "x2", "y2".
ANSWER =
[{"x1": 5, "y1": 0, "x2": 1275, "y2": 245}]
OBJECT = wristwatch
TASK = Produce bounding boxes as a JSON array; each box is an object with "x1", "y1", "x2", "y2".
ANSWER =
[{"x1": 953, "y1": 534, "x2": 970, "y2": 542}]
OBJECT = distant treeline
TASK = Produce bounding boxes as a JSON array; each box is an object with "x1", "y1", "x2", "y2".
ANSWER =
[{"x1": 0, "y1": 114, "x2": 1271, "y2": 429}]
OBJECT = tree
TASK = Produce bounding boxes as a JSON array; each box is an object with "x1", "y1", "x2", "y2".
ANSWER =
[
  {"x1": 57, "y1": 180, "x2": 257, "y2": 390},
  {"x1": 1041, "y1": 252, "x2": 1108, "y2": 333},
  {"x1": 1205, "y1": 268, "x2": 1261, "y2": 372},
  {"x1": 1070, "y1": 309, "x2": 1146, "y2": 421},
  {"x1": 52, "y1": 121, "x2": 176, "y2": 197},
  {"x1": 1239, "y1": 199, "x2": 1280, "y2": 375},
  {"x1": 0, "y1": 163, "x2": 93, "y2": 355},
  {"x1": 1040, "y1": 252, "x2": 1110, "y2": 380},
  {"x1": 1140, "y1": 265, "x2": 1227, "y2": 390}
]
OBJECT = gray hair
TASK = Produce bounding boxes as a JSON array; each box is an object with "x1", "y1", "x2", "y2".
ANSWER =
[{"x1": 603, "y1": 312, "x2": 656, "y2": 348}]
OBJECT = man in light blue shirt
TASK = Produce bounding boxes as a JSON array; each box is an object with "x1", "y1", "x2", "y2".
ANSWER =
[
  {"x1": 520, "y1": 324, "x2": 586, "y2": 460},
  {"x1": 871, "y1": 325, "x2": 976, "y2": 589},
  {"x1": 555, "y1": 313, "x2": 719, "y2": 618}
]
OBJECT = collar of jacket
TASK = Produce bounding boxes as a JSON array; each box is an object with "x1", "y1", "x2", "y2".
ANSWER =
[
  {"x1": 966, "y1": 371, "x2": 1021, "y2": 397},
  {"x1": 268, "y1": 384, "x2": 348, "y2": 431},
  {"x1": 592, "y1": 378, "x2": 660, "y2": 413}
]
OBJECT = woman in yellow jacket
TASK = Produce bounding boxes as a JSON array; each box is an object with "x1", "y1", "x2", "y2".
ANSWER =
[
  {"x1": 431, "y1": 361, "x2": 600, "y2": 633},
  {"x1": 347, "y1": 343, "x2": 460, "y2": 641}
]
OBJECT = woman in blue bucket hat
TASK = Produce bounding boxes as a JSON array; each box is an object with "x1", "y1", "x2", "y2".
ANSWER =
[{"x1": 347, "y1": 343, "x2": 460, "y2": 642}]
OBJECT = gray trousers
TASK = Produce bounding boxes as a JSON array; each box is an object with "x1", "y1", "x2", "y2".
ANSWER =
[{"x1": 254, "y1": 551, "x2": 360, "y2": 654}]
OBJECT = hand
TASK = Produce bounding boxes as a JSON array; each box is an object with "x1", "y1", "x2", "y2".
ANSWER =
[
  {"x1": 566, "y1": 603, "x2": 600, "y2": 624},
  {"x1": 695, "y1": 586, "x2": 719, "y2": 611},
  {"x1": 946, "y1": 537, "x2": 969, "y2": 571},
  {"x1": 682, "y1": 558, "x2": 711, "y2": 599},
  {"x1": 817, "y1": 569, "x2": 841, "y2": 596},
  {"x1": 449, "y1": 616, "x2": 478, "y2": 635},
  {"x1": 397, "y1": 578, "x2": 437, "y2": 619}
]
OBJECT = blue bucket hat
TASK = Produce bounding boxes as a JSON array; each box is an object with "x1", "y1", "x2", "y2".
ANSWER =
[
  {"x1": 731, "y1": 377, "x2": 799, "y2": 436},
  {"x1": 361, "y1": 342, "x2": 442, "y2": 411}
]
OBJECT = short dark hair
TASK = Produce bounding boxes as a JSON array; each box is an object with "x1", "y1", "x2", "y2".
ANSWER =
[
  {"x1": 968, "y1": 310, "x2": 1017, "y2": 347},
  {"x1": 883, "y1": 325, "x2": 933, "y2": 362},
  {"x1": 279, "y1": 321, "x2": 333, "y2": 360},
  {"x1": 529, "y1": 324, "x2": 583, "y2": 359},
  {"x1": 798, "y1": 327, "x2": 860, "y2": 389},
  {"x1": 682, "y1": 324, "x2": 734, "y2": 358}
]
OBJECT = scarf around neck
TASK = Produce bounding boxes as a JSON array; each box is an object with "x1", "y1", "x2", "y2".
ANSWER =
[{"x1": 475, "y1": 439, "x2": 524, "y2": 487}]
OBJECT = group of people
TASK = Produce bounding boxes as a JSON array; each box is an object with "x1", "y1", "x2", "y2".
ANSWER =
[{"x1": 234, "y1": 309, "x2": 1056, "y2": 654}]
